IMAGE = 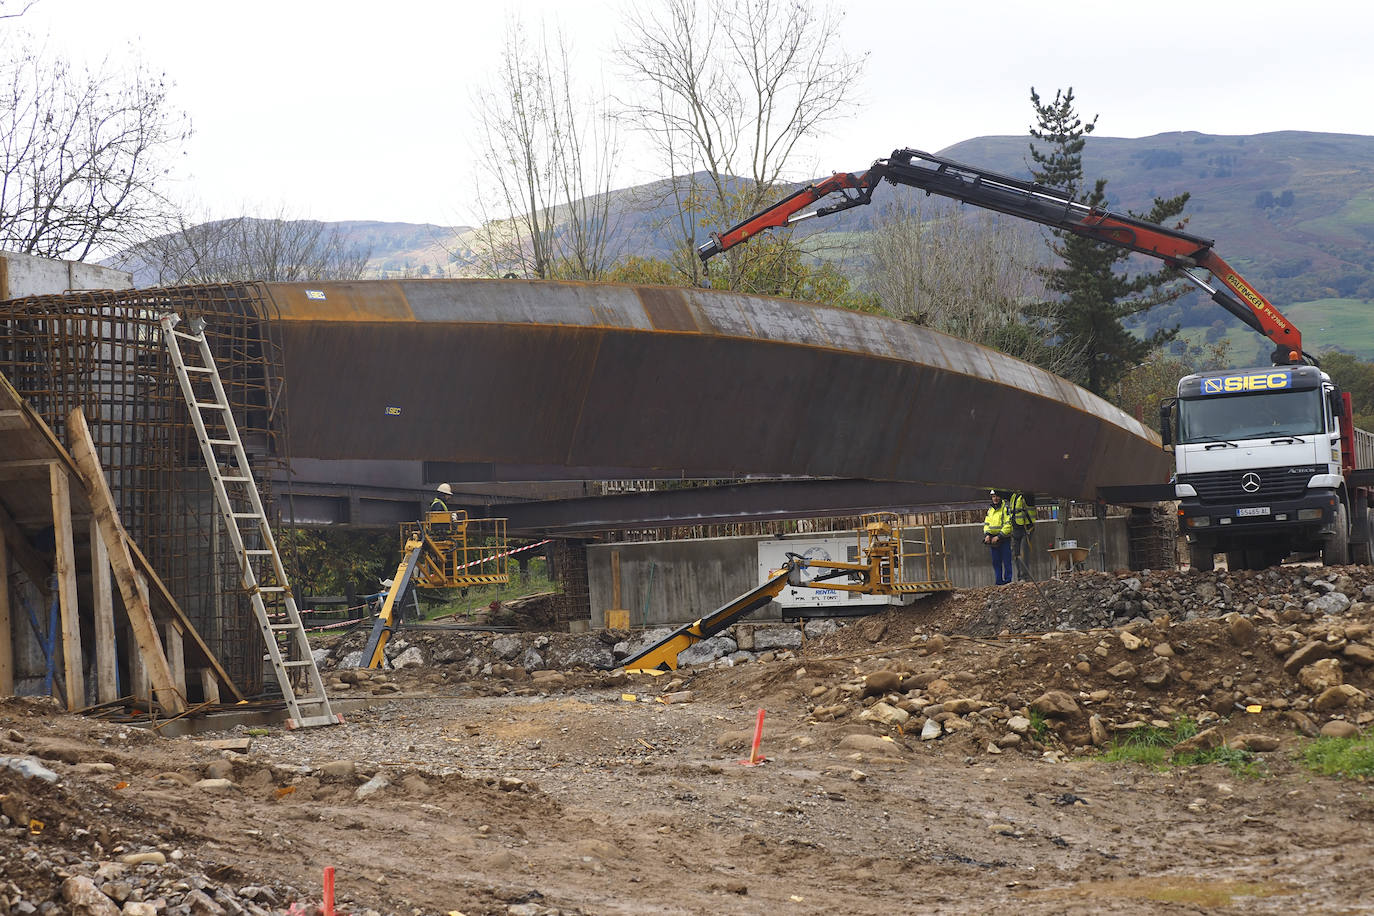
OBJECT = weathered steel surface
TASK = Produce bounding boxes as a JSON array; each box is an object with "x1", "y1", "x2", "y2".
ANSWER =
[{"x1": 261, "y1": 279, "x2": 1169, "y2": 500}]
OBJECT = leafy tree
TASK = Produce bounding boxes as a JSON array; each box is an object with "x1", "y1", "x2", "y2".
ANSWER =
[
  {"x1": 1113, "y1": 339, "x2": 1232, "y2": 424},
  {"x1": 1321, "y1": 351, "x2": 1374, "y2": 430},
  {"x1": 605, "y1": 255, "x2": 680, "y2": 287},
  {"x1": 279, "y1": 528, "x2": 395, "y2": 599},
  {"x1": 1028, "y1": 88, "x2": 1095, "y2": 195},
  {"x1": 605, "y1": 239, "x2": 879, "y2": 313},
  {"x1": 1026, "y1": 87, "x2": 1190, "y2": 396}
]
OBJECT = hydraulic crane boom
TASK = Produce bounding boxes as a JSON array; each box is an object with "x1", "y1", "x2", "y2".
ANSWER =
[{"x1": 698, "y1": 148, "x2": 1309, "y2": 364}]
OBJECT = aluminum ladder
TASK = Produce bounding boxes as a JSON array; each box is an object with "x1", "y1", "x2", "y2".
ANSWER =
[{"x1": 160, "y1": 313, "x2": 339, "y2": 728}]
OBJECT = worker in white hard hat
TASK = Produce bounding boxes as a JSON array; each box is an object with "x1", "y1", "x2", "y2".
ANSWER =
[
  {"x1": 430, "y1": 483, "x2": 452, "y2": 513},
  {"x1": 983, "y1": 489, "x2": 1013, "y2": 585}
]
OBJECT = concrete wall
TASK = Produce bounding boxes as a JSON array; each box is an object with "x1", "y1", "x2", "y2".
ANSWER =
[
  {"x1": 589, "y1": 516, "x2": 1133, "y2": 628},
  {"x1": 948, "y1": 516, "x2": 1129, "y2": 588},
  {"x1": 0, "y1": 251, "x2": 132, "y2": 298},
  {"x1": 589, "y1": 535, "x2": 767, "y2": 629}
]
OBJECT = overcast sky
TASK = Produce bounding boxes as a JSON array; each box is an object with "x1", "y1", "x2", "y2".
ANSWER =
[{"x1": 15, "y1": 0, "x2": 1374, "y2": 227}]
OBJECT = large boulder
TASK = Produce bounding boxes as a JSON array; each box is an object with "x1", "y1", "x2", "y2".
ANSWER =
[
  {"x1": 1029, "y1": 690, "x2": 1080, "y2": 719},
  {"x1": 678, "y1": 635, "x2": 738, "y2": 667},
  {"x1": 752, "y1": 626, "x2": 804, "y2": 651}
]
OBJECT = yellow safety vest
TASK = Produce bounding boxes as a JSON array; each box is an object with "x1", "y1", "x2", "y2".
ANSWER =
[
  {"x1": 1009, "y1": 493, "x2": 1035, "y2": 531},
  {"x1": 983, "y1": 504, "x2": 1011, "y2": 537}
]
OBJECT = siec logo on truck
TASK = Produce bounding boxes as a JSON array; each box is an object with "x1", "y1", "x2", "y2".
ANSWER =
[{"x1": 1202, "y1": 370, "x2": 1292, "y2": 394}]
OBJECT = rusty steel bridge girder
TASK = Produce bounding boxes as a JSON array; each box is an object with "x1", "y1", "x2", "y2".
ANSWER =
[{"x1": 259, "y1": 279, "x2": 1168, "y2": 499}]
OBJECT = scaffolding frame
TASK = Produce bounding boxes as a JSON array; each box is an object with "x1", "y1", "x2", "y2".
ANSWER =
[{"x1": 0, "y1": 284, "x2": 286, "y2": 695}]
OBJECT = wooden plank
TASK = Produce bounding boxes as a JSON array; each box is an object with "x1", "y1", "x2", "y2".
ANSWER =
[
  {"x1": 164, "y1": 620, "x2": 185, "y2": 699},
  {"x1": 0, "y1": 534, "x2": 12, "y2": 696},
  {"x1": 66, "y1": 409, "x2": 184, "y2": 715},
  {"x1": 128, "y1": 586, "x2": 148, "y2": 704},
  {"x1": 49, "y1": 462, "x2": 83, "y2": 711},
  {"x1": 0, "y1": 458, "x2": 57, "y2": 480},
  {"x1": 89, "y1": 515, "x2": 118, "y2": 704},
  {"x1": 125, "y1": 538, "x2": 245, "y2": 702},
  {"x1": 0, "y1": 410, "x2": 28, "y2": 431},
  {"x1": 199, "y1": 668, "x2": 221, "y2": 705},
  {"x1": 196, "y1": 737, "x2": 249, "y2": 753}
]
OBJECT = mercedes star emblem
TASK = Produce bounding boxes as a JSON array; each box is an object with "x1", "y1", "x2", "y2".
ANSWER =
[{"x1": 1241, "y1": 472, "x2": 1262, "y2": 493}]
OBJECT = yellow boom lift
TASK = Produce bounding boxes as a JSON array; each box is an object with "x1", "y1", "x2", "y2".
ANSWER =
[
  {"x1": 362, "y1": 509, "x2": 509, "y2": 667},
  {"x1": 621, "y1": 513, "x2": 951, "y2": 672}
]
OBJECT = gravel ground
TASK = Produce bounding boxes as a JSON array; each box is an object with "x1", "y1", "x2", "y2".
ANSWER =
[{"x1": 2, "y1": 565, "x2": 1374, "y2": 914}]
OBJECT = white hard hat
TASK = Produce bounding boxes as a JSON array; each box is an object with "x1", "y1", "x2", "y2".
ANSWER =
[{"x1": 436, "y1": 483, "x2": 453, "y2": 496}]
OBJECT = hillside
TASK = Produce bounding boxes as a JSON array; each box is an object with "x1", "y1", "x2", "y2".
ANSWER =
[
  {"x1": 119, "y1": 131, "x2": 1374, "y2": 358},
  {"x1": 941, "y1": 131, "x2": 1374, "y2": 292}
]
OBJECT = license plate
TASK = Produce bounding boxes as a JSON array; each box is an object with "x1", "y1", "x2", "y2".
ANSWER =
[{"x1": 1236, "y1": 506, "x2": 1270, "y2": 517}]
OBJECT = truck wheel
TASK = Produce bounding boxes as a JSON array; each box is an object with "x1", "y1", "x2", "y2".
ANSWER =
[
  {"x1": 1322, "y1": 501, "x2": 1350, "y2": 567},
  {"x1": 1189, "y1": 543, "x2": 1215, "y2": 572}
]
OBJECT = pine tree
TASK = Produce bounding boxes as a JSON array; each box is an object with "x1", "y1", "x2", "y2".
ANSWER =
[{"x1": 1026, "y1": 87, "x2": 1189, "y2": 396}]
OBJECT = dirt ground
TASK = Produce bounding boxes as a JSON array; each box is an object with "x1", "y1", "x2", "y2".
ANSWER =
[{"x1": 4, "y1": 565, "x2": 1374, "y2": 915}]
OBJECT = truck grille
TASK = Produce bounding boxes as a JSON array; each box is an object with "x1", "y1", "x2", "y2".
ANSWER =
[{"x1": 1179, "y1": 465, "x2": 1318, "y2": 504}]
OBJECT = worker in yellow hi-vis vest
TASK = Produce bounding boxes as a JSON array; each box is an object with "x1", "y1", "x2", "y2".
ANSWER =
[
  {"x1": 983, "y1": 490, "x2": 1013, "y2": 585},
  {"x1": 1008, "y1": 491, "x2": 1036, "y2": 580}
]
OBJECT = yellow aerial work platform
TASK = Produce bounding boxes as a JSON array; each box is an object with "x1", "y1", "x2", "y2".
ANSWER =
[{"x1": 362, "y1": 510, "x2": 509, "y2": 667}]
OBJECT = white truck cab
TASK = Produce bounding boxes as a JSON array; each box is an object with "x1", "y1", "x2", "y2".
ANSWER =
[{"x1": 1165, "y1": 365, "x2": 1355, "y2": 571}]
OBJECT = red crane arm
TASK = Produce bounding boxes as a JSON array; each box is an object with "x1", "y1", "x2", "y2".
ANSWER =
[
  {"x1": 699, "y1": 148, "x2": 1306, "y2": 362},
  {"x1": 696, "y1": 170, "x2": 883, "y2": 262}
]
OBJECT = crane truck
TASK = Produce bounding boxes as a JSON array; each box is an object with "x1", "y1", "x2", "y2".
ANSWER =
[{"x1": 699, "y1": 148, "x2": 1374, "y2": 571}]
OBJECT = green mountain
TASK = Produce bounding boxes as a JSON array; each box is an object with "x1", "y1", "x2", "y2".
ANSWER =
[
  {"x1": 118, "y1": 131, "x2": 1374, "y2": 358},
  {"x1": 932, "y1": 132, "x2": 1374, "y2": 361}
]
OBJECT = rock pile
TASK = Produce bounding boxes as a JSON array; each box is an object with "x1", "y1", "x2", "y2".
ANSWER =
[
  {"x1": 958, "y1": 564, "x2": 1374, "y2": 635},
  {"x1": 0, "y1": 702, "x2": 334, "y2": 916},
  {"x1": 776, "y1": 566, "x2": 1374, "y2": 759}
]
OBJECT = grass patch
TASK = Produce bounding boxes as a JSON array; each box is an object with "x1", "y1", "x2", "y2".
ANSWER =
[
  {"x1": 1028, "y1": 710, "x2": 1051, "y2": 741},
  {"x1": 1100, "y1": 718, "x2": 1260, "y2": 775},
  {"x1": 1178, "y1": 298, "x2": 1374, "y2": 363},
  {"x1": 417, "y1": 569, "x2": 561, "y2": 621},
  {"x1": 1282, "y1": 299, "x2": 1374, "y2": 358},
  {"x1": 1176, "y1": 745, "x2": 1264, "y2": 777},
  {"x1": 1302, "y1": 735, "x2": 1374, "y2": 780}
]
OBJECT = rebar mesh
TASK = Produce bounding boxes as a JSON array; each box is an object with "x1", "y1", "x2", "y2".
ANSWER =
[
  {"x1": 551, "y1": 539, "x2": 589, "y2": 627},
  {"x1": 0, "y1": 283, "x2": 286, "y2": 695}
]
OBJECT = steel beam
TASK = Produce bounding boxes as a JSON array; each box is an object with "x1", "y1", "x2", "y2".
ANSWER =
[
  {"x1": 259, "y1": 279, "x2": 1170, "y2": 501},
  {"x1": 486, "y1": 479, "x2": 989, "y2": 535}
]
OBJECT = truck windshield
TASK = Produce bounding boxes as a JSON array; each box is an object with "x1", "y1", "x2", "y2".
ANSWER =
[{"x1": 1178, "y1": 388, "x2": 1323, "y2": 443}]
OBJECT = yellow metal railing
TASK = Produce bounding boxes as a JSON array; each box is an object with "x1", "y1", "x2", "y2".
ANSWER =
[{"x1": 404, "y1": 511, "x2": 509, "y2": 589}]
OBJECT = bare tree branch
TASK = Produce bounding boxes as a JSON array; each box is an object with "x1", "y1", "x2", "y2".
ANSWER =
[
  {"x1": 617, "y1": 0, "x2": 864, "y2": 288},
  {"x1": 865, "y1": 196, "x2": 1081, "y2": 375},
  {"x1": 0, "y1": 32, "x2": 189, "y2": 260},
  {"x1": 468, "y1": 17, "x2": 621, "y2": 280}
]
